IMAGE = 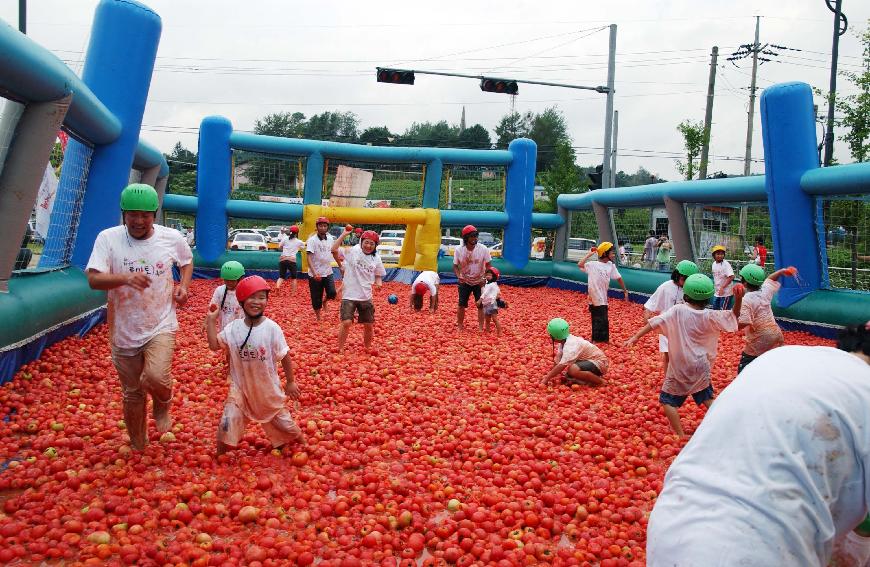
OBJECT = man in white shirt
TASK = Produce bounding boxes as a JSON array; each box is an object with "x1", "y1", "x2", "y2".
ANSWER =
[
  {"x1": 452, "y1": 225, "x2": 492, "y2": 331},
  {"x1": 305, "y1": 217, "x2": 341, "y2": 321},
  {"x1": 647, "y1": 324, "x2": 870, "y2": 567},
  {"x1": 86, "y1": 184, "x2": 193, "y2": 451},
  {"x1": 643, "y1": 230, "x2": 658, "y2": 269},
  {"x1": 276, "y1": 225, "x2": 305, "y2": 292}
]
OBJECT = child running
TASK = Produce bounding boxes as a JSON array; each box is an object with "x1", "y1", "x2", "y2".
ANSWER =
[
  {"x1": 710, "y1": 244, "x2": 735, "y2": 310},
  {"x1": 542, "y1": 318, "x2": 609, "y2": 387},
  {"x1": 276, "y1": 225, "x2": 305, "y2": 292},
  {"x1": 624, "y1": 273, "x2": 744, "y2": 438},
  {"x1": 477, "y1": 267, "x2": 505, "y2": 336},
  {"x1": 643, "y1": 260, "x2": 699, "y2": 375},
  {"x1": 578, "y1": 241, "x2": 629, "y2": 343},
  {"x1": 205, "y1": 275, "x2": 303, "y2": 456},
  {"x1": 209, "y1": 261, "x2": 246, "y2": 332},
  {"x1": 736, "y1": 264, "x2": 798, "y2": 373},
  {"x1": 410, "y1": 270, "x2": 439, "y2": 313},
  {"x1": 332, "y1": 227, "x2": 385, "y2": 353}
]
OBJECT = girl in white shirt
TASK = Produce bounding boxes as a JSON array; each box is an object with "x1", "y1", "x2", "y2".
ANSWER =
[
  {"x1": 209, "y1": 261, "x2": 246, "y2": 332},
  {"x1": 643, "y1": 260, "x2": 699, "y2": 376},
  {"x1": 477, "y1": 267, "x2": 505, "y2": 336},
  {"x1": 736, "y1": 264, "x2": 797, "y2": 373}
]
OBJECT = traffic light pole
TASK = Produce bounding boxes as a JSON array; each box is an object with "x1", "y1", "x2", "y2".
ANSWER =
[
  {"x1": 601, "y1": 24, "x2": 617, "y2": 190},
  {"x1": 385, "y1": 69, "x2": 609, "y2": 94}
]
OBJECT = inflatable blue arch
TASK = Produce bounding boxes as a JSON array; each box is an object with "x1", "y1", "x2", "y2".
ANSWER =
[{"x1": 0, "y1": 0, "x2": 868, "y2": 385}]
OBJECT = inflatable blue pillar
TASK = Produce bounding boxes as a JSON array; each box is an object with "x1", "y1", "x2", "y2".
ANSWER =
[
  {"x1": 759, "y1": 82, "x2": 822, "y2": 306},
  {"x1": 503, "y1": 139, "x2": 537, "y2": 269},
  {"x1": 303, "y1": 152, "x2": 324, "y2": 205},
  {"x1": 196, "y1": 116, "x2": 233, "y2": 263},
  {"x1": 68, "y1": 0, "x2": 161, "y2": 268},
  {"x1": 422, "y1": 158, "x2": 442, "y2": 209}
]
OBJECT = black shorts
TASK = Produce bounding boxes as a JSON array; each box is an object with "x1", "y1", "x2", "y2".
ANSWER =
[
  {"x1": 458, "y1": 282, "x2": 483, "y2": 308},
  {"x1": 573, "y1": 360, "x2": 603, "y2": 376},
  {"x1": 279, "y1": 260, "x2": 297, "y2": 280},
  {"x1": 308, "y1": 274, "x2": 336, "y2": 310},
  {"x1": 659, "y1": 384, "x2": 715, "y2": 408},
  {"x1": 340, "y1": 299, "x2": 374, "y2": 323}
]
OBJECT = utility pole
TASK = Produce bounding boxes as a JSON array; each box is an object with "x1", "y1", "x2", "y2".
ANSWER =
[
  {"x1": 601, "y1": 24, "x2": 617, "y2": 190},
  {"x1": 739, "y1": 18, "x2": 761, "y2": 239},
  {"x1": 610, "y1": 110, "x2": 618, "y2": 188},
  {"x1": 699, "y1": 46, "x2": 718, "y2": 180},
  {"x1": 824, "y1": 0, "x2": 847, "y2": 167}
]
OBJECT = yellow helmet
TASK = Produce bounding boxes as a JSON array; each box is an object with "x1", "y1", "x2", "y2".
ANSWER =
[
  {"x1": 711, "y1": 245, "x2": 726, "y2": 254},
  {"x1": 597, "y1": 241, "x2": 613, "y2": 255}
]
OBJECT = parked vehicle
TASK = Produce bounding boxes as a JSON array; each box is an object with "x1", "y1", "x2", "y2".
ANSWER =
[
  {"x1": 490, "y1": 242, "x2": 503, "y2": 258},
  {"x1": 477, "y1": 232, "x2": 499, "y2": 248},
  {"x1": 566, "y1": 237, "x2": 598, "y2": 262},
  {"x1": 379, "y1": 229, "x2": 406, "y2": 240},
  {"x1": 229, "y1": 232, "x2": 268, "y2": 251},
  {"x1": 376, "y1": 237, "x2": 403, "y2": 263},
  {"x1": 440, "y1": 236, "x2": 462, "y2": 256}
]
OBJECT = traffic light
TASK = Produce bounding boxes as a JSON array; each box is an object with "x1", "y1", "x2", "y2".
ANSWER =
[
  {"x1": 479, "y1": 77, "x2": 518, "y2": 95},
  {"x1": 588, "y1": 164, "x2": 603, "y2": 190},
  {"x1": 376, "y1": 68, "x2": 415, "y2": 85}
]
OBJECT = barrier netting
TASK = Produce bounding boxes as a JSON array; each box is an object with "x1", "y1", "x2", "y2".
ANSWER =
[
  {"x1": 685, "y1": 202, "x2": 772, "y2": 275},
  {"x1": 817, "y1": 195, "x2": 870, "y2": 292},
  {"x1": 610, "y1": 206, "x2": 658, "y2": 269},
  {"x1": 323, "y1": 159, "x2": 423, "y2": 209},
  {"x1": 440, "y1": 164, "x2": 506, "y2": 212},
  {"x1": 39, "y1": 135, "x2": 93, "y2": 268},
  {"x1": 232, "y1": 151, "x2": 305, "y2": 202}
]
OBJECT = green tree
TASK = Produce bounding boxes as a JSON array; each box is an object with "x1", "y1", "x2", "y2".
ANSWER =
[
  {"x1": 305, "y1": 111, "x2": 359, "y2": 142},
  {"x1": 164, "y1": 142, "x2": 198, "y2": 195},
  {"x1": 528, "y1": 107, "x2": 570, "y2": 171},
  {"x1": 494, "y1": 111, "x2": 532, "y2": 148},
  {"x1": 360, "y1": 126, "x2": 394, "y2": 146},
  {"x1": 400, "y1": 121, "x2": 459, "y2": 147},
  {"x1": 537, "y1": 141, "x2": 582, "y2": 212},
  {"x1": 457, "y1": 124, "x2": 492, "y2": 149},
  {"x1": 837, "y1": 21, "x2": 870, "y2": 162},
  {"x1": 253, "y1": 111, "x2": 307, "y2": 138},
  {"x1": 675, "y1": 119, "x2": 706, "y2": 180}
]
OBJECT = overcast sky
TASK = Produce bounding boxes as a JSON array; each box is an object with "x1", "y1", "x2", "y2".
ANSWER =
[{"x1": 2, "y1": 0, "x2": 868, "y2": 180}]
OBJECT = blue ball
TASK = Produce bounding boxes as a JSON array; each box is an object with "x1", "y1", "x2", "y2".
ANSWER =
[{"x1": 387, "y1": 294, "x2": 398, "y2": 305}]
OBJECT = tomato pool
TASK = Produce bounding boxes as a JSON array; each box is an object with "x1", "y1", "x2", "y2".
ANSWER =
[{"x1": 0, "y1": 280, "x2": 833, "y2": 566}]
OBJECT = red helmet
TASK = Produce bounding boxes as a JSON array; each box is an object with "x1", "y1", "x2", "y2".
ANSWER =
[
  {"x1": 461, "y1": 225, "x2": 478, "y2": 238},
  {"x1": 235, "y1": 275, "x2": 270, "y2": 304},
  {"x1": 289, "y1": 225, "x2": 299, "y2": 233},
  {"x1": 354, "y1": 227, "x2": 363, "y2": 234},
  {"x1": 316, "y1": 216, "x2": 329, "y2": 225},
  {"x1": 487, "y1": 266, "x2": 500, "y2": 282},
  {"x1": 414, "y1": 282, "x2": 429, "y2": 296},
  {"x1": 360, "y1": 230, "x2": 379, "y2": 245}
]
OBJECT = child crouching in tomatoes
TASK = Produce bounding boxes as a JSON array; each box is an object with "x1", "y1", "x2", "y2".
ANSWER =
[
  {"x1": 205, "y1": 275, "x2": 304, "y2": 456},
  {"x1": 541, "y1": 318, "x2": 609, "y2": 387}
]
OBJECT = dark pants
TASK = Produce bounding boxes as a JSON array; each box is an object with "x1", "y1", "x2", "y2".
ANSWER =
[
  {"x1": 737, "y1": 352, "x2": 758, "y2": 374},
  {"x1": 308, "y1": 274, "x2": 336, "y2": 310},
  {"x1": 589, "y1": 304, "x2": 609, "y2": 343}
]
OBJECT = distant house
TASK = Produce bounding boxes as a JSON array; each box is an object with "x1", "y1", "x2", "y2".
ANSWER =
[{"x1": 533, "y1": 185, "x2": 547, "y2": 201}]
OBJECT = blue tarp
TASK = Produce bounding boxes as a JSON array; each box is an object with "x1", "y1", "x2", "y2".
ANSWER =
[{"x1": 0, "y1": 307, "x2": 106, "y2": 385}]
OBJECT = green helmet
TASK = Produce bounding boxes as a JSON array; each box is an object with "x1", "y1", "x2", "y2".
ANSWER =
[
  {"x1": 120, "y1": 183, "x2": 159, "y2": 212},
  {"x1": 220, "y1": 260, "x2": 246, "y2": 281},
  {"x1": 675, "y1": 260, "x2": 699, "y2": 277},
  {"x1": 683, "y1": 273, "x2": 715, "y2": 301},
  {"x1": 739, "y1": 264, "x2": 766, "y2": 287},
  {"x1": 547, "y1": 318, "x2": 570, "y2": 341}
]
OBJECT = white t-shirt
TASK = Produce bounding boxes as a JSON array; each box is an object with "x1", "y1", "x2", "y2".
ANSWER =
[
  {"x1": 210, "y1": 284, "x2": 243, "y2": 332},
  {"x1": 410, "y1": 271, "x2": 440, "y2": 296},
  {"x1": 649, "y1": 304, "x2": 737, "y2": 395},
  {"x1": 340, "y1": 244, "x2": 386, "y2": 302},
  {"x1": 557, "y1": 334, "x2": 609, "y2": 375},
  {"x1": 279, "y1": 235, "x2": 305, "y2": 261},
  {"x1": 739, "y1": 279, "x2": 784, "y2": 356},
  {"x1": 306, "y1": 233, "x2": 335, "y2": 277},
  {"x1": 647, "y1": 346, "x2": 870, "y2": 567},
  {"x1": 86, "y1": 224, "x2": 193, "y2": 351},
  {"x1": 644, "y1": 280, "x2": 685, "y2": 353},
  {"x1": 453, "y1": 244, "x2": 492, "y2": 286},
  {"x1": 581, "y1": 260, "x2": 621, "y2": 306},
  {"x1": 217, "y1": 317, "x2": 289, "y2": 423},
  {"x1": 480, "y1": 281, "x2": 500, "y2": 306},
  {"x1": 712, "y1": 259, "x2": 735, "y2": 297},
  {"x1": 644, "y1": 236, "x2": 658, "y2": 261}
]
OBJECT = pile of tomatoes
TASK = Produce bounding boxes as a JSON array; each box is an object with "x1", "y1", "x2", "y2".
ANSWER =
[{"x1": 0, "y1": 279, "x2": 833, "y2": 566}]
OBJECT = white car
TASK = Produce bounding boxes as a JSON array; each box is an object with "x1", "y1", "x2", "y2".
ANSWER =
[
  {"x1": 380, "y1": 229, "x2": 406, "y2": 241},
  {"x1": 377, "y1": 237, "x2": 403, "y2": 263},
  {"x1": 230, "y1": 232, "x2": 268, "y2": 251},
  {"x1": 566, "y1": 237, "x2": 598, "y2": 262},
  {"x1": 440, "y1": 236, "x2": 462, "y2": 256}
]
